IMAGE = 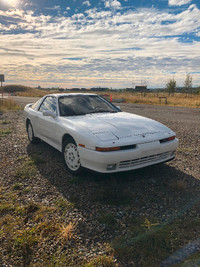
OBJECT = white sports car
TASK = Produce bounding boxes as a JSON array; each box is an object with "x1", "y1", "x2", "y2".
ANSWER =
[{"x1": 24, "y1": 93, "x2": 178, "y2": 174}]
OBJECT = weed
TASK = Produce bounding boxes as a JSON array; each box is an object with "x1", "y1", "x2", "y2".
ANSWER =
[
  {"x1": 1, "y1": 120, "x2": 11, "y2": 124},
  {"x1": 13, "y1": 227, "x2": 39, "y2": 265},
  {"x1": 0, "y1": 186, "x2": 82, "y2": 266},
  {"x1": 30, "y1": 153, "x2": 46, "y2": 165},
  {"x1": 141, "y1": 218, "x2": 160, "y2": 231},
  {"x1": 0, "y1": 98, "x2": 22, "y2": 111},
  {"x1": 84, "y1": 255, "x2": 117, "y2": 267},
  {"x1": 110, "y1": 216, "x2": 200, "y2": 266},
  {"x1": 23, "y1": 186, "x2": 31, "y2": 193},
  {"x1": 0, "y1": 187, "x2": 18, "y2": 202},
  {"x1": 0, "y1": 214, "x2": 20, "y2": 238},
  {"x1": 14, "y1": 227, "x2": 38, "y2": 248},
  {"x1": 15, "y1": 166, "x2": 36, "y2": 179},
  {"x1": 25, "y1": 202, "x2": 40, "y2": 214},
  {"x1": 59, "y1": 222, "x2": 75, "y2": 241},
  {"x1": 16, "y1": 155, "x2": 27, "y2": 161},
  {"x1": 0, "y1": 202, "x2": 15, "y2": 215},
  {"x1": 43, "y1": 248, "x2": 73, "y2": 267},
  {"x1": 37, "y1": 220, "x2": 59, "y2": 238},
  {"x1": 12, "y1": 182, "x2": 23, "y2": 190},
  {"x1": 98, "y1": 212, "x2": 116, "y2": 230},
  {"x1": 33, "y1": 205, "x2": 57, "y2": 222},
  {"x1": 15, "y1": 159, "x2": 37, "y2": 179},
  {"x1": 111, "y1": 224, "x2": 172, "y2": 266},
  {"x1": 54, "y1": 197, "x2": 74, "y2": 214},
  {"x1": 0, "y1": 128, "x2": 12, "y2": 138}
]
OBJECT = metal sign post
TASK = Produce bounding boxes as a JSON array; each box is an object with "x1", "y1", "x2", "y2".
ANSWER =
[{"x1": 0, "y1": 75, "x2": 5, "y2": 99}]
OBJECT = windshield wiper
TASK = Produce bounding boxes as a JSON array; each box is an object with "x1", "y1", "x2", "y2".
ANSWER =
[
  {"x1": 88, "y1": 110, "x2": 110, "y2": 114},
  {"x1": 92, "y1": 110, "x2": 118, "y2": 114},
  {"x1": 62, "y1": 112, "x2": 86, "y2": 116}
]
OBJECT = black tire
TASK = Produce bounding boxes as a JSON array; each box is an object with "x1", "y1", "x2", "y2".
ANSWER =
[
  {"x1": 62, "y1": 138, "x2": 82, "y2": 175},
  {"x1": 27, "y1": 121, "x2": 40, "y2": 144}
]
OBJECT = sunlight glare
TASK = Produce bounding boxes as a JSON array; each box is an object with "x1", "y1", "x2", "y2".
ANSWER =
[{"x1": 4, "y1": 0, "x2": 19, "y2": 8}]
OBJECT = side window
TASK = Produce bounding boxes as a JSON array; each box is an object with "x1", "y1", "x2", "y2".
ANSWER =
[{"x1": 39, "y1": 97, "x2": 57, "y2": 114}]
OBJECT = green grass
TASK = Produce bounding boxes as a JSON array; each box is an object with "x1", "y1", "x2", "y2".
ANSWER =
[
  {"x1": 84, "y1": 256, "x2": 117, "y2": 267},
  {"x1": 0, "y1": 128, "x2": 12, "y2": 138},
  {"x1": 54, "y1": 197, "x2": 74, "y2": 214},
  {"x1": 1, "y1": 120, "x2": 11, "y2": 125},
  {"x1": 1, "y1": 182, "x2": 200, "y2": 266},
  {"x1": 14, "y1": 155, "x2": 46, "y2": 180},
  {"x1": 98, "y1": 212, "x2": 117, "y2": 230},
  {"x1": 30, "y1": 153, "x2": 46, "y2": 165},
  {"x1": 15, "y1": 163, "x2": 37, "y2": 180},
  {"x1": 12, "y1": 183, "x2": 23, "y2": 190},
  {"x1": 0, "y1": 185, "x2": 118, "y2": 267},
  {"x1": 109, "y1": 216, "x2": 200, "y2": 267},
  {"x1": 0, "y1": 202, "x2": 16, "y2": 215}
]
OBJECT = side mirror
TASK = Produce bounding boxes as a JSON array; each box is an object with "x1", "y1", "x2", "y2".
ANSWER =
[{"x1": 43, "y1": 111, "x2": 57, "y2": 118}]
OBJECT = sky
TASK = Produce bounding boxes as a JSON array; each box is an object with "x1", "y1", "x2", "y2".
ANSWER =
[{"x1": 0, "y1": 0, "x2": 200, "y2": 89}]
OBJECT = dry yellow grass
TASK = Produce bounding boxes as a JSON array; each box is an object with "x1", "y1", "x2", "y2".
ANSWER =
[
  {"x1": 16, "y1": 88, "x2": 49, "y2": 97},
  {"x1": 2, "y1": 84, "x2": 200, "y2": 108},
  {"x1": 111, "y1": 92, "x2": 200, "y2": 108},
  {"x1": 0, "y1": 98, "x2": 22, "y2": 111},
  {"x1": 59, "y1": 222, "x2": 75, "y2": 241},
  {"x1": 17, "y1": 89, "x2": 200, "y2": 108}
]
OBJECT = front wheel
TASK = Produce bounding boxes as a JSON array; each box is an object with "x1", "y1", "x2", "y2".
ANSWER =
[
  {"x1": 27, "y1": 121, "x2": 40, "y2": 144},
  {"x1": 62, "y1": 138, "x2": 82, "y2": 175}
]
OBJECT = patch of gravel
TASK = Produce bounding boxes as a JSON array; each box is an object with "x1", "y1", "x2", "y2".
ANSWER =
[{"x1": 0, "y1": 103, "x2": 200, "y2": 266}]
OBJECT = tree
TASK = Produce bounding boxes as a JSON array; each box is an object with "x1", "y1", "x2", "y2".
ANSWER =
[
  {"x1": 184, "y1": 74, "x2": 193, "y2": 96},
  {"x1": 166, "y1": 79, "x2": 176, "y2": 95}
]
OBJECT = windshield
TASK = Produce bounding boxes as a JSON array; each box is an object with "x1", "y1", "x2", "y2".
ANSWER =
[{"x1": 58, "y1": 95, "x2": 120, "y2": 116}]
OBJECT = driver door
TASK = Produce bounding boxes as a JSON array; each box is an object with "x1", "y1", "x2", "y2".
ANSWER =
[{"x1": 36, "y1": 96, "x2": 59, "y2": 147}]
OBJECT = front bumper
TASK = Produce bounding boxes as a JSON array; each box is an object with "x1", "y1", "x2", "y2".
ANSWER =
[{"x1": 78, "y1": 138, "x2": 179, "y2": 173}]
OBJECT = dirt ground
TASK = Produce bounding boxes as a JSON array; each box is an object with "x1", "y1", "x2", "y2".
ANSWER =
[{"x1": 0, "y1": 101, "x2": 200, "y2": 266}]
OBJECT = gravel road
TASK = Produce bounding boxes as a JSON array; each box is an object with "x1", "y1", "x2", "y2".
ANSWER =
[{"x1": 0, "y1": 99, "x2": 200, "y2": 266}]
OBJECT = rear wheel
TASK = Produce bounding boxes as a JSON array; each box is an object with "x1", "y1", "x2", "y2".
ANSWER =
[
  {"x1": 27, "y1": 121, "x2": 40, "y2": 144},
  {"x1": 62, "y1": 138, "x2": 82, "y2": 175}
]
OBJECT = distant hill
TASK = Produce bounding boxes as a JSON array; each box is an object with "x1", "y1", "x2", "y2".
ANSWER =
[{"x1": 2, "y1": 85, "x2": 34, "y2": 93}]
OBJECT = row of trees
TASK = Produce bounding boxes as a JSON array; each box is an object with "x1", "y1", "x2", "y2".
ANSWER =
[{"x1": 166, "y1": 74, "x2": 193, "y2": 95}]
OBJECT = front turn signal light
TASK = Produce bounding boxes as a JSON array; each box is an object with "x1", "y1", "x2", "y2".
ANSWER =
[
  {"x1": 96, "y1": 146, "x2": 120, "y2": 152},
  {"x1": 160, "y1": 136, "x2": 176, "y2": 143}
]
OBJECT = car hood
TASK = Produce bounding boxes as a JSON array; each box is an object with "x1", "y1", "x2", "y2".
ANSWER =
[{"x1": 63, "y1": 112, "x2": 174, "y2": 142}]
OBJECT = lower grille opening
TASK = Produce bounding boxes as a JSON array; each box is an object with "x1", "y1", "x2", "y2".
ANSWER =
[{"x1": 119, "y1": 151, "x2": 172, "y2": 169}]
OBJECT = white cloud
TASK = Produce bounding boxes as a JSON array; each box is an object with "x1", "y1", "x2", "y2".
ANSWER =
[
  {"x1": 104, "y1": 0, "x2": 121, "y2": 9},
  {"x1": 0, "y1": 8, "x2": 24, "y2": 17},
  {"x1": 1, "y1": 5, "x2": 200, "y2": 88},
  {"x1": 168, "y1": 0, "x2": 192, "y2": 6},
  {"x1": 83, "y1": 1, "x2": 91, "y2": 7}
]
